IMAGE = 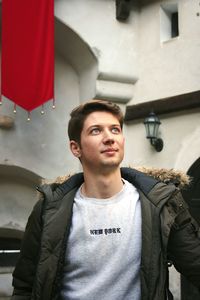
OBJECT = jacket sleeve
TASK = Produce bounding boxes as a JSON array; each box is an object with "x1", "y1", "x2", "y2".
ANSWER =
[
  {"x1": 11, "y1": 199, "x2": 43, "y2": 300},
  {"x1": 167, "y1": 192, "x2": 200, "y2": 288}
]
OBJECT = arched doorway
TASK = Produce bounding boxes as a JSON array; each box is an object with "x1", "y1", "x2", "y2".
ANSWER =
[{"x1": 181, "y1": 157, "x2": 200, "y2": 300}]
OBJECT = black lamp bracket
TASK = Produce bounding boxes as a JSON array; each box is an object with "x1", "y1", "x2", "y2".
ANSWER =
[{"x1": 150, "y1": 138, "x2": 164, "y2": 152}]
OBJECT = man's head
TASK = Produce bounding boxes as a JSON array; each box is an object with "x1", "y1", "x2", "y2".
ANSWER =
[
  {"x1": 68, "y1": 99, "x2": 124, "y2": 145},
  {"x1": 68, "y1": 100, "x2": 125, "y2": 173}
]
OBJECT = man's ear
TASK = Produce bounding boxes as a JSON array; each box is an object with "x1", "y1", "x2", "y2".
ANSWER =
[{"x1": 70, "y1": 140, "x2": 81, "y2": 158}]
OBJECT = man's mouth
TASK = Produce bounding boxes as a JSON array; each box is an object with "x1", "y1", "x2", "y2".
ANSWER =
[{"x1": 101, "y1": 148, "x2": 118, "y2": 153}]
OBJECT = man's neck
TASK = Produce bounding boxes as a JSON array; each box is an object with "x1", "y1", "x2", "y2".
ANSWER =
[{"x1": 81, "y1": 168, "x2": 123, "y2": 199}]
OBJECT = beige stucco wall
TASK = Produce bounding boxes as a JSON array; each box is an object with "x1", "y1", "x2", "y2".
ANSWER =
[
  {"x1": 55, "y1": 0, "x2": 138, "y2": 83},
  {"x1": 131, "y1": 0, "x2": 200, "y2": 104},
  {"x1": 123, "y1": 109, "x2": 200, "y2": 170},
  {"x1": 54, "y1": 0, "x2": 138, "y2": 103}
]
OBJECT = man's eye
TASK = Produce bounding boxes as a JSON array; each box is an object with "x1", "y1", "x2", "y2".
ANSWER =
[
  {"x1": 111, "y1": 127, "x2": 121, "y2": 134},
  {"x1": 91, "y1": 128, "x2": 100, "y2": 135}
]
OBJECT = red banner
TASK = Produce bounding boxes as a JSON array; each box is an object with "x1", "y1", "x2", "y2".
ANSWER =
[{"x1": 1, "y1": 0, "x2": 54, "y2": 111}]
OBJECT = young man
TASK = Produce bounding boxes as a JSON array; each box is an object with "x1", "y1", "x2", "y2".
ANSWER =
[{"x1": 12, "y1": 100, "x2": 200, "y2": 300}]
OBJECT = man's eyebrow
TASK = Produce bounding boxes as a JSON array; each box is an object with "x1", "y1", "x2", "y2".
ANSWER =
[
  {"x1": 88, "y1": 123, "x2": 120, "y2": 128},
  {"x1": 87, "y1": 124, "x2": 101, "y2": 129},
  {"x1": 86, "y1": 123, "x2": 121, "y2": 132}
]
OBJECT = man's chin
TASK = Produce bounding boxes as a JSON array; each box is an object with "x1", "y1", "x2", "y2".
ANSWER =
[{"x1": 100, "y1": 159, "x2": 122, "y2": 170}]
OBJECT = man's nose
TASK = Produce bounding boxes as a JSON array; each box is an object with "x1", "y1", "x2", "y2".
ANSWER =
[{"x1": 103, "y1": 130, "x2": 114, "y2": 144}]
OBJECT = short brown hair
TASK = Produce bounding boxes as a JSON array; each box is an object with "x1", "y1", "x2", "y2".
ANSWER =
[{"x1": 68, "y1": 99, "x2": 124, "y2": 143}]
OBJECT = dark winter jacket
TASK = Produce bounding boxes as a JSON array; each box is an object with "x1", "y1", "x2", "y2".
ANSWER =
[{"x1": 11, "y1": 167, "x2": 200, "y2": 300}]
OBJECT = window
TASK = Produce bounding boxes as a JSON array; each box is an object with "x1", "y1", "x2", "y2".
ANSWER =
[
  {"x1": 171, "y1": 12, "x2": 179, "y2": 38},
  {"x1": 160, "y1": 3, "x2": 179, "y2": 42}
]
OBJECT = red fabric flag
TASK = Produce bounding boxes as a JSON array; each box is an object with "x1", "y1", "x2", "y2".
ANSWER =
[{"x1": 1, "y1": 0, "x2": 54, "y2": 111}]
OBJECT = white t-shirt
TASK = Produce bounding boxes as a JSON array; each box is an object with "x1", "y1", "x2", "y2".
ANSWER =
[{"x1": 61, "y1": 179, "x2": 142, "y2": 300}]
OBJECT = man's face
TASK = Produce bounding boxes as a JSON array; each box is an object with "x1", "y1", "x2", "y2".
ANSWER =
[{"x1": 70, "y1": 111, "x2": 125, "y2": 174}]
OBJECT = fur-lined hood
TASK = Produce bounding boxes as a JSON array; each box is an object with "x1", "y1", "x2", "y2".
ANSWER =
[
  {"x1": 44, "y1": 167, "x2": 190, "y2": 189},
  {"x1": 135, "y1": 166, "x2": 190, "y2": 189}
]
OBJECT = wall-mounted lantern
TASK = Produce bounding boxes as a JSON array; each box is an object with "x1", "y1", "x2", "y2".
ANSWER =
[{"x1": 144, "y1": 112, "x2": 164, "y2": 152}]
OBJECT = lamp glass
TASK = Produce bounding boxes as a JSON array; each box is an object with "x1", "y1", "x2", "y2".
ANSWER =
[{"x1": 144, "y1": 112, "x2": 161, "y2": 139}]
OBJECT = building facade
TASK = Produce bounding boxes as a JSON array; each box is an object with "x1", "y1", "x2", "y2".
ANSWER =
[{"x1": 0, "y1": 0, "x2": 200, "y2": 299}]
